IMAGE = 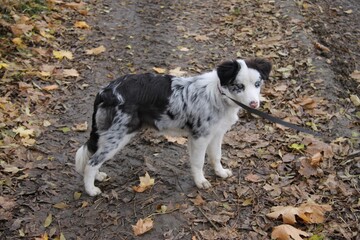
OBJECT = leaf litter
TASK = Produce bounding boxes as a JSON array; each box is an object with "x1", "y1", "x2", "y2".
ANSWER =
[{"x1": 0, "y1": 0, "x2": 359, "y2": 239}]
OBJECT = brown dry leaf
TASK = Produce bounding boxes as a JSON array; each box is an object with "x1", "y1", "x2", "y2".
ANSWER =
[
  {"x1": 271, "y1": 224, "x2": 309, "y2": 240},
  {"x1": 53, "y1": 202, "x2": 69, "y2": 209},
  {"x1": 245, "y1": 173, "x2": 262, "y2": 183},
  {"x1": 74, "y1": 21, "x2": 90, "y2": 29},
  {"x1": 266, "y1": 206, "x2": 306, "y2": 224},
  {"x1": 314, "y1": 41, "x2": 330, "y2": 52},
  {"x1": 62, "y1": 69, "x2": 80, "y2": 77},
  {"x1": 43, "y1": 213, "x2": 52, "y2": 228},
  {"x1": 303, "y1": 137, "x2": 333, "y2": 159},
  {"x1": 298, "y1": 157, "x2": 318, "y2": 178},
  {"x1": 72, "y1": 122, "x2": 88, "y2": 132},
  {"x1": 42, "y1": 85, "x2": 59, "y2": 91},
  {"x1": 194, "y1": 35, "x2": 210, "y2": 42},
  {"x1": 350, "y1": 94, "x2": 360, "y2": 107},
  {"x1": 64, "y1": 2, "x2": 86, "y2": 10},
  {"x1": 0, "y1": 196, "x2": 16, "y2": 211},
  {"x1": 153, "y1": 67, "x2": 166, "y2": 74},
  {"x1": 132, "y1": 218, "x2": 154, "y2": 236},
  {"x1": 85, "y1": 45, "x2": 106, "y2": 55},
  {"x1": 298, "y1": 200, "x2": 332, "y2": 224},
  {"x1": 169, "y1": 67, "x2": 187, "y2": 77},
  {"x1": 132, "y1": 172, "x2": 155, "y2": 193},
  {"x1": 164, "y1": 135, "x2": 187, "y2": 145},
  {"x1": 191, "y1": 194, "x2": 206, "y2": 206},
  {"x1": 11, "y1": 23, "x2": 33, "y2": 36},
  {"x1": 309, "y1": 152, "x2": 323, "y2": 166},
  {"x1": 350, "y1": 70, "x2": 360, "y2": 83},
  {"x1": 296, "y1": 97, "x2": 317, "y2": 110}
]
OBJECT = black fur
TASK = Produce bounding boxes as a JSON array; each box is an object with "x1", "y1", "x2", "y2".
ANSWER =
[
  {"x1": 217, "y1": 60, "x2": 241, "y2": 86},
  {"x1": 245, "y1": 58, "x2": 272, "y2": 80}
]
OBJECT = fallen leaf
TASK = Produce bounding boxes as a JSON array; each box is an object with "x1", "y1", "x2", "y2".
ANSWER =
[
  {"x1": 0, "y1": 62, "x2": 9, "y2": 69},
  {"x1": 53, "y1": 50, "x2": 74, "y2": 60},
  {"x1": 266, "y1": 206, "x2": 305, "y2": 224},
  {"x1": 62, "y1": 69, "x2": 79, "y2": 77},
  {"x1": 42, "y1": 85, "x2": 59, "y2": 91},
  {"x1": 309, "y1": 152, "x2": 323, "y2": 166},
  {"x1": 0, "y1": 196, "x2": 16, "y2": 210},
  {"x1": 350, "y1": 94, "x2": 360, "y2": 107},
  {"x1": 289, "y1": 143, "x2": 305, "y2": 152},
  {"x1": 298, "y1": 157, "x2": 318, "y2": 178},
  {"x1": 271, "y1": 224, "x2": 309, "y2": 240},
  {"x1": 169, "y1": 67, "x2": 187, "y2": 77},
  {"x1": 53, "y1": 202, "x2": 69, "y2": 209},
  {"x1": 314, "y1": 41, "x2": 330, "y2": 53},
  {"x1": 12, "y1": 126, "x2": 34, "y2": 138},
  {"x1": 11, "y1": 24, "x2": 33, "y2": 36},
  {"x1": 153, "y1": 67, "x2": 166, "y2": 74},
  {"x1": 194, "y1": 35, "x2": 210, "y2": 42},
  {"x1": 72, "y1": 122, "x2": 88, "y2": 132},
  {"x1": 164, "y1": 135, "x2": 187, "y2": 144},
  {"x1": 350, "y1": 70, "x2": 360, "y2": 82},
  {"x1": 43, "y1": 213, "x2": 52, "y2": 228},
  {"x1": 85, "y1": 45, "x2": 106, "y2": 55},
  {"x1": 191, "y1": 194, "x2": 206, "y2": 206},
  {"x1": 73, "y1": 192, "x2": 82, "y2": 200},
  {"x1": 74, "y1": 21, "x2": 90, "y2": 29},
  {"x1": 132, "y1": 218, "x2": 154, "y2": 236},
  {"x1": 245, "y1": 173, "x2": 262, "y2": 183},
  {"x1": 298, "y1": 201, "x2": 332, "y2": 224},
  {"x1": 132, "y1": 172, "x2": 155, "y2": 192}
]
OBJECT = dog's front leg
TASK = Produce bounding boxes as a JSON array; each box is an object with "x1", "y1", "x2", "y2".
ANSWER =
[
  {"x1": 207, "y1": 133, "x2": 233, "y2": 179},
  {"x1": 188, "y1": 136, "x2": 212, "y2": 189}
]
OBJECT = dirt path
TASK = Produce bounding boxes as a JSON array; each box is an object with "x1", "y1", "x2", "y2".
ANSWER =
[{"x1": 1, "y1": 0, "x2": 359, "y2": 239}]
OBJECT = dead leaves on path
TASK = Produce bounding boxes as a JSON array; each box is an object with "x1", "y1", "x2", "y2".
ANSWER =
[{"x1": 267, "y1": 200, "x2": 332, "y2": 239}]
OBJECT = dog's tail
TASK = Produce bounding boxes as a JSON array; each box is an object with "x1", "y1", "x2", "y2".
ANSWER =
[{"x1": 75, "y1": 93, "x2": 103, "y2": 174}]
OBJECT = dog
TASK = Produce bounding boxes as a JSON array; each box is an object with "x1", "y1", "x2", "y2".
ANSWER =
[{"x1": 75, "y1": 58, "x2": 271, "y2": 196}]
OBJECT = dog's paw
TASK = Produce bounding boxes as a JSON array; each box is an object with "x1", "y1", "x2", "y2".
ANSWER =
[
  {"x1": 195, "y1": 179, "x2": 212, "y2": 189},
  {"x1": 86, "y1": 186, "x2": 102, "y2": 196},
  {"x1": 95, "y1": 171, "x2": 108, "y2": 182},
  {"x1": 215, "y1": 168, "x2": 233, "y2": 179}
]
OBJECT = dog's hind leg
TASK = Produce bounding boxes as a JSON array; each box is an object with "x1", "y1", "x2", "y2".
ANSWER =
[
  {"x1": 84, "y1": 131, "x2": 135, "y2": 196},
  {"x1": 188, "y1": 136, "x2": 212, "y2": 189},
  {"x1": 206, "y1": 133, "x2": 233, "y2": 179}
]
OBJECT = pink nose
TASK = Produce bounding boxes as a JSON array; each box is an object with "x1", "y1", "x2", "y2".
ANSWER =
[{"x1": 249, "y1": 101, "x2": 258, "y2": 108}]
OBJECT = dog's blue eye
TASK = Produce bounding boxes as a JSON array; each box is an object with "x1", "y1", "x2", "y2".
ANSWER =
[{"x1": 255, "y1": 81, "x2": 261, "y2": 88}]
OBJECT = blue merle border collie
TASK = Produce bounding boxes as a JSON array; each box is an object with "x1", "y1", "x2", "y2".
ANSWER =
[{"x1": 76, "y1": 58, "x2": 271, "y2": 196}]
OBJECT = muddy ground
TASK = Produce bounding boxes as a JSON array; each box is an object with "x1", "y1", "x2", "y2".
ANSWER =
[{"x1": 1, "y1": 0, "x2": 359, "y2": 239}]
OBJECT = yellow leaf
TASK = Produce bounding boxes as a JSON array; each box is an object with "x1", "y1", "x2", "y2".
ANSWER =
[
  {"x1": 85, "y1": 45, "x2": 106, "y2": 55},
  {"x1": 74, "y1": 21, "x2": 90, "y2": 29},
  {"x1": 153, "y1": 67, "x2": 166, "y2": 74},
  {"x1": 132, "y1": 218, "x2": 154, "y2": 236},
  {"x1": 132, "y1": 172, "x2": 155, "y2": 192},
  {"x1": 53, "y1": 50, "x2": 74, "y2": 60},
  {"x1": 13, "y1": 126, "x2": 34, "y2": 138},
  {"x1": 0, "y1": 62, "x2": 9, "y2": 69},
  {"x1": 12, "y1": 37, "x2": 26, "y2": 48},
  {"x1": 271, "y1": 224, "x2": 309, "y2": 240},
  {"x1": 40, "y1": 30, "x2": 54, "y2": 39},
  {"x1": 21, "y1": 137, "x2": 36, "y2": 146},
  {"x1": 73, "y1": 192, "x2": 82, "y2": 200},
  {"x1": 43, "y1": 213, "x2": 52, "y2": 228}
]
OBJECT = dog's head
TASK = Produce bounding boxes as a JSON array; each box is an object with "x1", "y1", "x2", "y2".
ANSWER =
[{"x1": 217, "y1": 58, "x2": 271, "y2": 108}]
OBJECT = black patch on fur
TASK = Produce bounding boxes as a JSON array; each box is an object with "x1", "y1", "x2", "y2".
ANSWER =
[
  {"x1": 86, "y1": 93, "x2": 102, "y2": 154},
  {"x1": 96, "y1": 73, "x2": 173, "y2": 134},
  {"x1": 217, "y1": 60, "x2": 241, "y2": 86},
  {"x1": 245, "y1": 58, "x2": 272, "y2": 80}
]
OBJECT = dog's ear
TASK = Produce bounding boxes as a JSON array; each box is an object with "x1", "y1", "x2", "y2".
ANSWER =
[
  {"x1": 245, "y1": 58, "x2": 272, "y2": 80},
  {"x1": 217, "y1": 60, "x2": 241, "y2": 86}
]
